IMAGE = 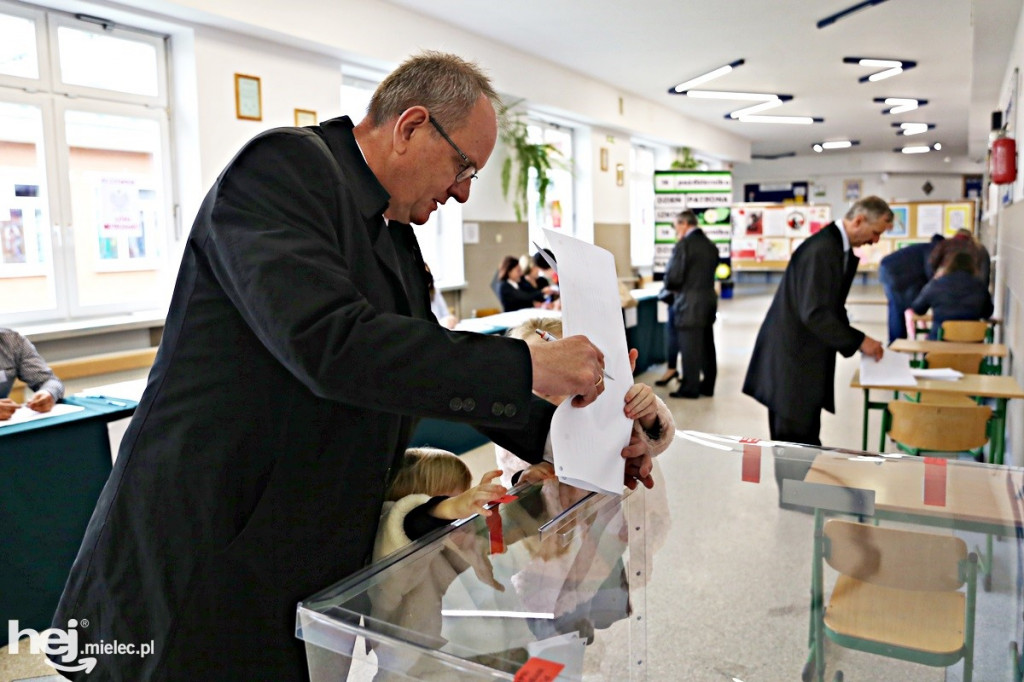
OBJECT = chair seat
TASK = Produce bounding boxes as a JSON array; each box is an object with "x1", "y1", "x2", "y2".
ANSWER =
[{"x1": 825, "y1": 575, "x2": 966, "y2": 656}]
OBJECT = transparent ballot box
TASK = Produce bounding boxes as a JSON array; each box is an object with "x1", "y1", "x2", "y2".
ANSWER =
[{"x1": 298, "y1": 434, "x2": 1024, "y2": 681}]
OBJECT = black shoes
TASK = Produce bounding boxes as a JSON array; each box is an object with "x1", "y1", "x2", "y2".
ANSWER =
[
  {"x1": 669, "y1": 389, "x2": 700, "y2": 399},
  {"x1": 654, "y1": 369, "x2": 678, "y2": 386}
]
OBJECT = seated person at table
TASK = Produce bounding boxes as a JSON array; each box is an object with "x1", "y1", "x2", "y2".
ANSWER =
[
  {"x1": 496, "y1": 255, "x2": 552, "y2": 312},
  {"x1": 911, "y1": 251, "x2": 994, "y2": 340},
  {"x1": 0, "y1": 327, "x2": 65, "y2": 420},
  {"x1": 496, "y1": 316, "x2": 675, "y2": 488}
]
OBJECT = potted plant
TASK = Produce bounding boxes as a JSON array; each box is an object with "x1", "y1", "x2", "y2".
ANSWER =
[{"x1": 498, "y1": 102, "x2": 563, "y2": 222}]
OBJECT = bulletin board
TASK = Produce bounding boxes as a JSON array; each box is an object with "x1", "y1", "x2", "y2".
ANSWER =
[{"x1": 730, "y1": 199, "x2": 977, "y2": 272}]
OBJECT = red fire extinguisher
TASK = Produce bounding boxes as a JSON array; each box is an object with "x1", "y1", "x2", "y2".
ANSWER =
[{"x1": 991, "y1": 135, "x2": 1017, "y2": 184}]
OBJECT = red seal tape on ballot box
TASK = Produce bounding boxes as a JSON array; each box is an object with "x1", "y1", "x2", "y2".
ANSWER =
[
  {"x1": 514, "y1": 657, "x2": 566, "y2": 682},
  {"x1": 923, "y1": 456, "x2": 947, "y2": 507}
]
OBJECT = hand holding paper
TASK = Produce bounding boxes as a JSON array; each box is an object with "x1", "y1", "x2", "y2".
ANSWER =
[{"x1": 528, "y1": 334, "x2": 607, "y2": 407}]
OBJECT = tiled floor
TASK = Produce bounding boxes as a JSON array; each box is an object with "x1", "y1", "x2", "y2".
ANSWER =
[{"x1": 3, "y1": 283, "x2": 969, "y2": 681}]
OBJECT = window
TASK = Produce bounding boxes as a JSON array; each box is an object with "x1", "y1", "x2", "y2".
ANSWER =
[
  {"x1": 0, "y1": 1, "x2": 173, "y2": 324},
  {"x1": 526, "y1": 118, "x2": 575, "y2": 247},
  {"x1": 630, "y1": 144, "x2": 657, "y2": 268}
]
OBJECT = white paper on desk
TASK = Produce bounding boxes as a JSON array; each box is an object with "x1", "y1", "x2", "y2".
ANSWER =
[
  {"x1": 860, "y1": 350, "x2": 917, "y2": 387},
  {"x1": 0, "y1": 403, "x2": 84, "y2": 428},
  {"x1": 526, "y1": 631, "x2": 585, "y2": 680},
  {"x1": 544, "y1": 229, "x2": 632, "y2": 495},
  {"x1": 911, "y1": 367, "x2": 964, "y2": 381}
]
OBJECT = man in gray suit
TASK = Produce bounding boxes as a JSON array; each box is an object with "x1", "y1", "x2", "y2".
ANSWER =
[
  {"x1": 664, "y1": 210, "x2": 719, "y2": 399},
  {"x1": 742, "y1": 196, "x2": 890, "y2": 446},
  {"x1": 52, "y1": 51, "x2": 654, "y2": 681}
]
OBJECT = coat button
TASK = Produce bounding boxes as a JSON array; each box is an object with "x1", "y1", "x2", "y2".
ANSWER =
[
  {"x1": 504, "y1": 403, "x2": 517, "y2": 418},
  {"x1": 449, "y1": 397, "x2": 463, "y2": 411},
  {"x1": 491, "y1": 401, "x2": 504, "y2": 416},
  {"x1": 462, "y1": 398, "x2": 476, "y2": 412}
]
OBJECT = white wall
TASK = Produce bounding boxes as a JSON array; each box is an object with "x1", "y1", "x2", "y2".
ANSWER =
[{"x1": 591, "y1": 127, "x2": 633, "y2": 224}]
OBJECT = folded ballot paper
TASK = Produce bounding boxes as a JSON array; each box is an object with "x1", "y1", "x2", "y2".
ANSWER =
[
  {"x1": 860, "y1": 350, "x2": 917, "y2": 387},
  {"x1": 543, "y1": 229, "x2": 633, "y2": 495}
]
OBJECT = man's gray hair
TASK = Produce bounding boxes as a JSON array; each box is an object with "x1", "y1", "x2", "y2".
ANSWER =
[
  {"x1": 845, "y1": 195, "x2": 893, "y2": 222},
  {"x1": 366, "y1": 51, "x2": 500, "y2": 131}
]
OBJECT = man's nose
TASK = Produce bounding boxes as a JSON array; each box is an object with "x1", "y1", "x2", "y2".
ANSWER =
[{"x1": 449, "y1": 179, "x2": 471, "y2": 204}]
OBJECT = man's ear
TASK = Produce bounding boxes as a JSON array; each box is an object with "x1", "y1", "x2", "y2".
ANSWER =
[{"x1": 393, "y1": 106, "x2": 429, "y2": 155}]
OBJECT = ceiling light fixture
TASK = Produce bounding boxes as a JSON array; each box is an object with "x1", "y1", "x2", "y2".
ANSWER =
[
  {"x1": 892, "y1": 122, "x2": 935, "y2": 136},
  {"x1": 734, "y1": 115, "x2": 822, "y2": 125},
  {"x1": 894, "y1": 142, "x2": 942, "y2": 154},
  {"x1": 817, "y1": 0, "x2": 891, "y2": 29},
  {"x1": 843, "y1": 57, "x2": 916, "y2": 83},
  {"x1": 811, "y1": 140, "x2": 860, "y2": 152},
  {"x1": 669, "y1": 59, "x2": 744, "y2": 93},
  {"x1": 875, "y1": 97, "x2": 927, "y2": 115},
  {"x1": 751, "y1": 152, "x2": 797, "y2": 160}
]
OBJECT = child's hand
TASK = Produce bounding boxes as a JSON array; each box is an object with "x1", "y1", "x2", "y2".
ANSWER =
[
  {"x1": 518, "y1": 461, "x2": 556, "y2": 485},
  {"x1": 623, "y1": 383, "x2": 658, "y2": 429},
  {"x1": 433, "y1": 470, "x2": 507, "y2": 520}
]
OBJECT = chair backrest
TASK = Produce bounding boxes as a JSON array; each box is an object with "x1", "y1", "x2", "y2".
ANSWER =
[
  {"x1": 823, "y1": 519, "x2": 967, "y2": 591},
  {"x1": 924, "y1": 351, "x2": 984, "y2": 374},
  {"x1": 471, "y1": 307, "x2": 500, "y2": 318},
  {"x1": 940, "y1": 320, "x2": 988, "y2": 342},
  {"x1": 887, "y1": 400, "x2": 991, "y2": 452}
]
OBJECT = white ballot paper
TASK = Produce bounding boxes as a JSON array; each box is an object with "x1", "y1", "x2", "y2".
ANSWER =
[
  {"x1": 543, "y1": 229, "x2": 633, "y2": 494},
  {"x1": 860, "y1": 350, "x2": 917, "y2": 387},
  {"x1": 910, "y1": 367, "x2": 964, "y2": 381},
  {"x1": 0, "y1": 402, "x2": 84, "y2": 428}
]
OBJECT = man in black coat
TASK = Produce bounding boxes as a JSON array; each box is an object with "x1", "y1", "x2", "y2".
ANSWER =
[
  {"x1": 742, "y1": 196, "x2": 890, "y2": 446},
  {"x1": 664, "y1": 210, "x2": 719, "y2": 398},
  {"x1": 50, "y1": 52, "x2": 655, "y2": 681},
  {"x1": 877, "y1": 233, "x2": 943, "y2": 343}
]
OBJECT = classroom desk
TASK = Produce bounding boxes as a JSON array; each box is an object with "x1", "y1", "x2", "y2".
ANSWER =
[
  {"x1": 296, "y1": 432, "x2": 1023, "y2": 681},
  {"x1": 849, "y1": 369, "x2": 1024, "y2": 464},
  {"x1": 891, "y1": 337, "x2": 1007, "y2": 374},
  {"x1": 1, "y1": 395, "x2": 137, "y2": 638}
]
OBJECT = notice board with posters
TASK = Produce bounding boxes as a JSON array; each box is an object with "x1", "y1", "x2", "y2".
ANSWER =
[{"x1": 653, "y1": 170, "x2": 732, "y2": 280}]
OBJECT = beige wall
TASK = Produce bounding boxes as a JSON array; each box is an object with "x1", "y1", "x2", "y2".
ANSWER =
[{"x1": 594, "y1": 222, "x2": 633, "y2": 278}]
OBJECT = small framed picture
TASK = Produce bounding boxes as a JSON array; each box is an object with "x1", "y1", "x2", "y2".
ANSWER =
[
  {"x1": 843, "y1": 178, "x2": 862, "y2": 201},
  {"x1": 600, "y1": 147, "x2": 609, "y2": 172},
  {"x1": 234, "y1": 74, "x2": 262, "y2": 121},
  {"x1": 294, "y1": 109, "x2": 317, "y2": 127}
]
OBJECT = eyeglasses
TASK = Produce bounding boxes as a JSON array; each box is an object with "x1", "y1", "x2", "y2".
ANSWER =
[{"x1": 428, "y1": 116, "x2": 478, "y2": 184}]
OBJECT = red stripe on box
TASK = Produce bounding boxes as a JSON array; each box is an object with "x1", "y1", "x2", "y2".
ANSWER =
[
  {"x1": 923, "y1": 456, "x2": 947, "y2": 507},
  {"x1": 515, "y1": 657, "x2": 566, "y2": 682},
  {"x1": 486, "y1": 509, "x2": 505, "y2": 554},
  {"x1": 742, "y1": 443, "x2": 761, "y2": 483}
]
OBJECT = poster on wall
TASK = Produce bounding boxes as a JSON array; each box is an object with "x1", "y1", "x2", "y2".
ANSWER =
[
  {"x1": 889, "y1": 205, "x2": 909, "y2": 238},
  {"x1": 732, "y1": 206, "x2": 765, "y2": 236},
  {"x1": 942, "y1": 202, "x2": 973, "y2": 235},
  {"x1": 99, "y1": 177, "x2": 142, "y2": 238},
  {"x1": 916, "y1": 204, "x2": 943, "y2": 237},
  {"x1": 653, "y1": 170, "x2": 732, "y2": 278},
  {"x1": 807, "y1": 206, "x2": 831, "y2": 233}
]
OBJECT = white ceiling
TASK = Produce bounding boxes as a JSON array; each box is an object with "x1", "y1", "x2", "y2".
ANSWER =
[{"x1": 388, "y1": 0, "x2": 1021, "y2": 163}]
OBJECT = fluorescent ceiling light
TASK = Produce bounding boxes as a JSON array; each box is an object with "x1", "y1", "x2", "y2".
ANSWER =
[
  {"x1": 876, "y1": 97, "x2": 927, "y2": 115},
  {"x1": 737, "y1": 115, "x2": 819, "y2": 125},
  {"x1": 893, "y1": 122, "x2": 934, "y2": 136},
  {"x1": 868, "y1": 67, "x2": 903, "y2": 82},
  {"x1": 817, "y1": 0, "x2": 890, "y2": 29},
  {"x1": 670, "y1": 59, "x2": 744, "y2": 93},
  {"x1": 812, "y1": 140, "x2": 860, "y2": 152},
  {"x1": 729, "y1": 100, "x2": 784, "y2": 118},
  {"x1": 858, "y1": 58, "x2": 901, "y2": 68},
  {"x1": 686, "y1": 90, "x2": 777, "y2": 101},
  {"x1": 899, "y1": 145, "x2": 931, "y2": 154}
]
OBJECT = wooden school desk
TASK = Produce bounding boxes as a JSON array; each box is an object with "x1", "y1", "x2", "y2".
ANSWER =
[
  {"x1": 890, "y1": 338, "x2": 1008, "y2": 374},
  {"x1": 849, "y1": 369, "x2": 1024, "y2": 464}
]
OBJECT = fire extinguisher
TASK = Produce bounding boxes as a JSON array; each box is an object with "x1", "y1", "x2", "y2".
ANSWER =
[{"x1": 991, "y1": 134, "x2": 1017, "y2": 184}]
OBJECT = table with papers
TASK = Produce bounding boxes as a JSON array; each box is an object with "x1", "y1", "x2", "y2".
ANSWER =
[{"x1": 851, "y1": 355, "x2": 1024, "y2": 463}]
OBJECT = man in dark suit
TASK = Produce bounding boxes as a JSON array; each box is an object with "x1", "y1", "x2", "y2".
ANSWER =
[
  {"x1": 877, "y1": 233, "x2": 943, "y2": 343},
  {"x1": 664, "y1": 210, "x2": 719, "y2": 399},
  {"x1": 51, "y1": 52, "x2": 654, "y2": 681},
  {"x1": 742, "y1": 196, "x2": 890, "y2": 446}
]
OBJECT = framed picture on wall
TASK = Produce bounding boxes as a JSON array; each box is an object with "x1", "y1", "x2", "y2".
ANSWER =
[
  {"x1": 294, "y1": 109, "x2": 317, "y2": 127},
  {"x1": 234, "y1": 74, "x2": 262, "y2": 121},
  {"x1": 843, "y1": 178, "x2": 862, "y2": 201}
]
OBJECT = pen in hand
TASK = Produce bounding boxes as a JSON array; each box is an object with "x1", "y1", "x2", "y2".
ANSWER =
[{"x1": 535, "y1": 329, "x2": 613, "y2": 381}]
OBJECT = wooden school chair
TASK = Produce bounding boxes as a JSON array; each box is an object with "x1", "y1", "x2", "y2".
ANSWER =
[
  {"x1": 939, "y1": 320, "x2": 990, "y2": 343},
  {"x1": 914, "y1": 352, "x2": 986, "y2": 407},
  {"x1": 805, "y1": 519, "x2": 978, "y2": 682},
  {"x1": 884, "y1": 400, "x2": 991, "y2": 461}
]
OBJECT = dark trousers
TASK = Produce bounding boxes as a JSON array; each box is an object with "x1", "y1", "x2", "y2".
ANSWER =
[
  {"x1": 768, "y1": 409, "x2": 821, "y2": 446},
  {"x1": 676, "y1": 323, "x2": 716, "y2": 397},
  {"x1": 881, "y1": 283, "x2": 914, "y2": 344},
  {"x1": 664, "y1": 306, "x2": 679, "y2": 372}
]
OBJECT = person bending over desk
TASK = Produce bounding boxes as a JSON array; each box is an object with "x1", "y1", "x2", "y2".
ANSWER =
[
  {"x1": 911, "y1": 251, "x2": 994, "y2": 340},
  {"x1": 0, "y1": 327, "x2": 65, "y2": 420}
]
